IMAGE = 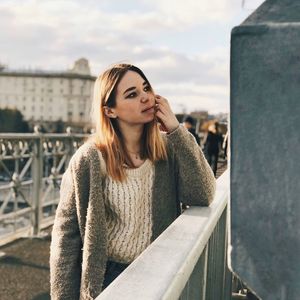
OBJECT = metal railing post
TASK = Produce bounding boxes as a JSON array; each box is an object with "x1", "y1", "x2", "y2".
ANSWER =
[
  {"x1": 66, "y1": 128, "x2": 74, "y2": 167},
  {"x1": 32, "y1": 134, "x2": 43, "y2": 236}
]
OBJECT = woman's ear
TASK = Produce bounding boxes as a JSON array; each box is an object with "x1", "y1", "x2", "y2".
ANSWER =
[{"x1": 103, "y1": 106, "x2": 117, "y2": 118}]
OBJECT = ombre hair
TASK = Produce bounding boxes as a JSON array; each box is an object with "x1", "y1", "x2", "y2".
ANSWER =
[{"x1": 91, "y1": 63, "x2": 167, "y2": 181}]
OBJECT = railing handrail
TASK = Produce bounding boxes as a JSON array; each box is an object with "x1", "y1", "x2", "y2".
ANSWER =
[
  {"x1": 0, "y1": 133, "x2": 89, "y2": 139},
  {"x1": 97, "y1": 170, "x2": 229, "y2": 300}
]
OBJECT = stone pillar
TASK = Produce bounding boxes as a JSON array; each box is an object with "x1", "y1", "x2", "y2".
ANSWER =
[{"x1": 230, "y1": 1, "x2": 300, "y2": 299}]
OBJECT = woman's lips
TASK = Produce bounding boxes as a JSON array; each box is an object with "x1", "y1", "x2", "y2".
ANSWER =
[{"x1": 142, "y1": 105, "x2": 155, "y2": 113}]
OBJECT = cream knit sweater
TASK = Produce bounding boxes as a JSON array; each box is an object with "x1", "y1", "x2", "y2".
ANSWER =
[{"x1": 97, "y1": 151, "x2": 154, "y2": 263}]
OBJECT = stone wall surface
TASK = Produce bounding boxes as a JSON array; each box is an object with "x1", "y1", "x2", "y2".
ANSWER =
[{"x1": 230, "y1": 0, "x2": 300, "y2": 299}]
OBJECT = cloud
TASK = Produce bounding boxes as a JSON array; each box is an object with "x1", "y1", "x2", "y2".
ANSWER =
[
  {"x1": 0, "y1": 0, "x2": 235, "y2": 113},
  {"x1": 137, "y1": 47, "x2": 228, "y2": 85},
  {"x1": 153, "y1": 80, "x2": 229, "y2": 114},
  {"x1": 141, "y1": 0, "x2": 243, "y2": 26}
]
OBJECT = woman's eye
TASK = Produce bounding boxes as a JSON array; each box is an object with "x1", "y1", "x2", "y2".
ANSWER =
[
  {"x1": 144, "y1": 86, "x2": 151, "y2": 92},
  {"x1": 127, "y1": 92, "x2": 137, "y2": 98}
]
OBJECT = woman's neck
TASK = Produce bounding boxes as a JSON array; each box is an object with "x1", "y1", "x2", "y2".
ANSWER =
[
  {"x1": 119, "y1": 123, "x2": 144, "y2": 153},
  {"x1": 118, "y1": 123, "x2": 146, "y2": 168}
]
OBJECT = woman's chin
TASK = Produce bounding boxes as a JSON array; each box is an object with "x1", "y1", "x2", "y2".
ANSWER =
[{"x1": 143, "y1": 114, "x2": 155, "y2": 124}]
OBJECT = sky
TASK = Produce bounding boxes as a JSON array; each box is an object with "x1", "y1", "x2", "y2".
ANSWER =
[{"x1": 0, "y1": 0, "x2": 265, "y2": 114}]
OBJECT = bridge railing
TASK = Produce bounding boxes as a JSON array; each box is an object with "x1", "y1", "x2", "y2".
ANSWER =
[
  {"x1": 0, "y1": 133, "x2": 88, "y2": 246},
  {"x1": 97, "y1": 170, "x2": 231, "y2": 300}
]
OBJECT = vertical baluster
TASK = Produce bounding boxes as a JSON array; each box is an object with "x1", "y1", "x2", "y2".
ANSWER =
[
  {"x1": 205, "y1": 209, "x2": 228, "y2": 300},
  {"x1": 217, "y1": 209, "x2": 226, "y2": 299},
  {"x1": 188, "y1": 245, "x2": 208, "y2": 300},
  {"x1": 222, "y1": 206, "x2": 232, "y2": 300},
  {"x1": 32, "y1": 135, "x2": 43, "y2": 236},
  {"x1": 206, "y1": 225, "x2": 214, "y2": 299}
]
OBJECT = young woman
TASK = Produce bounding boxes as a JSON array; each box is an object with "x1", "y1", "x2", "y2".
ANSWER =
[{"x1": 50, "y1": 63, "x2": 216, "y2": 300}]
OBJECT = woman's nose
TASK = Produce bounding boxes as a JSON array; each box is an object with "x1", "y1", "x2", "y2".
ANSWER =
[{"x1": 140, "y1": 91, "x2": 149, "y2": 103}]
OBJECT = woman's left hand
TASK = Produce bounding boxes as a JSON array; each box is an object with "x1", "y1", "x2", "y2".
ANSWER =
[{"x1": 155, "y1": 95, "x2": 180, "y2": 133}]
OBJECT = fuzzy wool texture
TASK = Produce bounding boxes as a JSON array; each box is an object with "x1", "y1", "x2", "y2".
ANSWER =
[{"x1": 50, "y1": 125, "x2": 216, "y2": 300}]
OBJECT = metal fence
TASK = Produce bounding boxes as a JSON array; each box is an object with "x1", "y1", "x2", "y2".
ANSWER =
[
  {"x1": 0, "y1": 133, "x2": 88, "y2": 246},
  {"x1": 97, "y1": 170, "x2": 231, "y2": 300}
]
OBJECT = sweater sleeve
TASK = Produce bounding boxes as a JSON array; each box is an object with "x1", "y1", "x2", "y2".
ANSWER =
[
  {"x1": 50, "y1": 161, "x2": 82, "y2": 300},
  {"x1": 167, "y1": 125, "x2": 216, "y2": 206}
]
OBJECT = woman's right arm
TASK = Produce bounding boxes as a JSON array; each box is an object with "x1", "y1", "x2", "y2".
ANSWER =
[{"x1": 50, "y1": 162, "x2": 82, "y2": 300}]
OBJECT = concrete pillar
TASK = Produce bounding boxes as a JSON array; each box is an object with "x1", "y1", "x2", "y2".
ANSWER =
[{"x1": 230, "y1": 1, "x2": 300, "y2": 299}]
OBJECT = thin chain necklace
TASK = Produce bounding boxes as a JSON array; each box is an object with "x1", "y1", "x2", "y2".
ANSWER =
[{"x1": 127, "y1": 150, "x2": 141, "y2": 160}]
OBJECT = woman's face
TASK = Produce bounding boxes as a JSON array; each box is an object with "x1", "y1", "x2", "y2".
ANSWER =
[{"x1": 109, "y1": 70, "x2": 156, "y2": 127}]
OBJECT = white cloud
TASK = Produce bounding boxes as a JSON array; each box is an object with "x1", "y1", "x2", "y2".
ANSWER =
[
  {"x1": 154, "y1": 81, "x2": 229, "y2": 114},
  {"x1": 0, "y1": 0, "x2": 245, "y2": 113},
  {"x1": 141, "y1": 0, "x2": 243, "y2": 26}
]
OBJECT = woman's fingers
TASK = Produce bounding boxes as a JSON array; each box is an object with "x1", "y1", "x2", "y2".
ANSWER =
[
  {"x1": 155, "y1": 95, "x2": 170, "y2": 113},
  {"x1": 155, "y1": 103, "x2": 167, "y2": 115},
  {"x1": 154, "y1": 94, "x2": 179, "y2": 133},
  {"x1": 155, "y1": 95, "x2": 169, "y2": 106}
]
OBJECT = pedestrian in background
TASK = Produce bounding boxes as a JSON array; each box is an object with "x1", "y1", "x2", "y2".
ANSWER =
[
  {"x1": 204, "y1": 122, "x2": 223, "y2": 176},
  {"x1": 183, "y1": 115, "x2": 200, "y2": 145},
  {"x1": 50, "y1": 63, "x2": 216, "y2": 299}
]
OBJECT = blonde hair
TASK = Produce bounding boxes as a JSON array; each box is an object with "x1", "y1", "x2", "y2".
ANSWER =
[{"x1": 91, "y1": 63, "x2": 167, "y2": 181}]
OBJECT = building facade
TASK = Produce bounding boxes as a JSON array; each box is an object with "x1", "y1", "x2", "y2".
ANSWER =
[{"x1": 0, "y1": 58, "x2": 96, "y2": 131}]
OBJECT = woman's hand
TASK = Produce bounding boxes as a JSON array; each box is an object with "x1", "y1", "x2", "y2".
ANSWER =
[{"x1": 155, "y1": 95, "x2": 179, "y2": 133}]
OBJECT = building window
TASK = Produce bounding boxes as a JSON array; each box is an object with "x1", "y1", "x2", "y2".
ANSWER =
[{"x1": 32, "y1": 106, "x2": 35, "y2": 112}]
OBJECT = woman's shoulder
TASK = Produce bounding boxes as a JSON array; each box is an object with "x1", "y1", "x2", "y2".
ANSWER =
[{"x1": 68, "y1": 140, "x2": 99, "y2": 170}]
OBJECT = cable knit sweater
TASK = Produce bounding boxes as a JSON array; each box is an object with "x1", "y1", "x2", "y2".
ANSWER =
[
  {"x1": 50, "y1": 125, "x2": 216, "y2": 300},
  {"x1": 101, "y1": 155, "x2": 154, "y2": 264}
]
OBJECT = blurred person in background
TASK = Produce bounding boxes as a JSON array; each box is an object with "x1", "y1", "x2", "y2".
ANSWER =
[
  {"x1": 183, "y1": 115, "x2": 200, "y2": 145},
  {"x1": 204, "y1": 122, "x2": 223, "y2": 176}
]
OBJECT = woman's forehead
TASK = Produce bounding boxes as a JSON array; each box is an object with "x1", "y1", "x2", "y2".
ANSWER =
[{"x1": 117, "y1": 71, "x2": 145, "y2": 92}]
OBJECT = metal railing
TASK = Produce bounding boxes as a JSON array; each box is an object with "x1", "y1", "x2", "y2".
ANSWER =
[
  {"x1": 97, "y1": 170, "x2": 231, "y2": 300},
  {"x1": 0, "y1": 133, "x2": 88, "y2": 246}
]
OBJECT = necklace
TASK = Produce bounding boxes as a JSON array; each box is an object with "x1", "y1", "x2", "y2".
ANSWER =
[{"x1": 127, "y1": 150, "x2": 141, "y2": 160}]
